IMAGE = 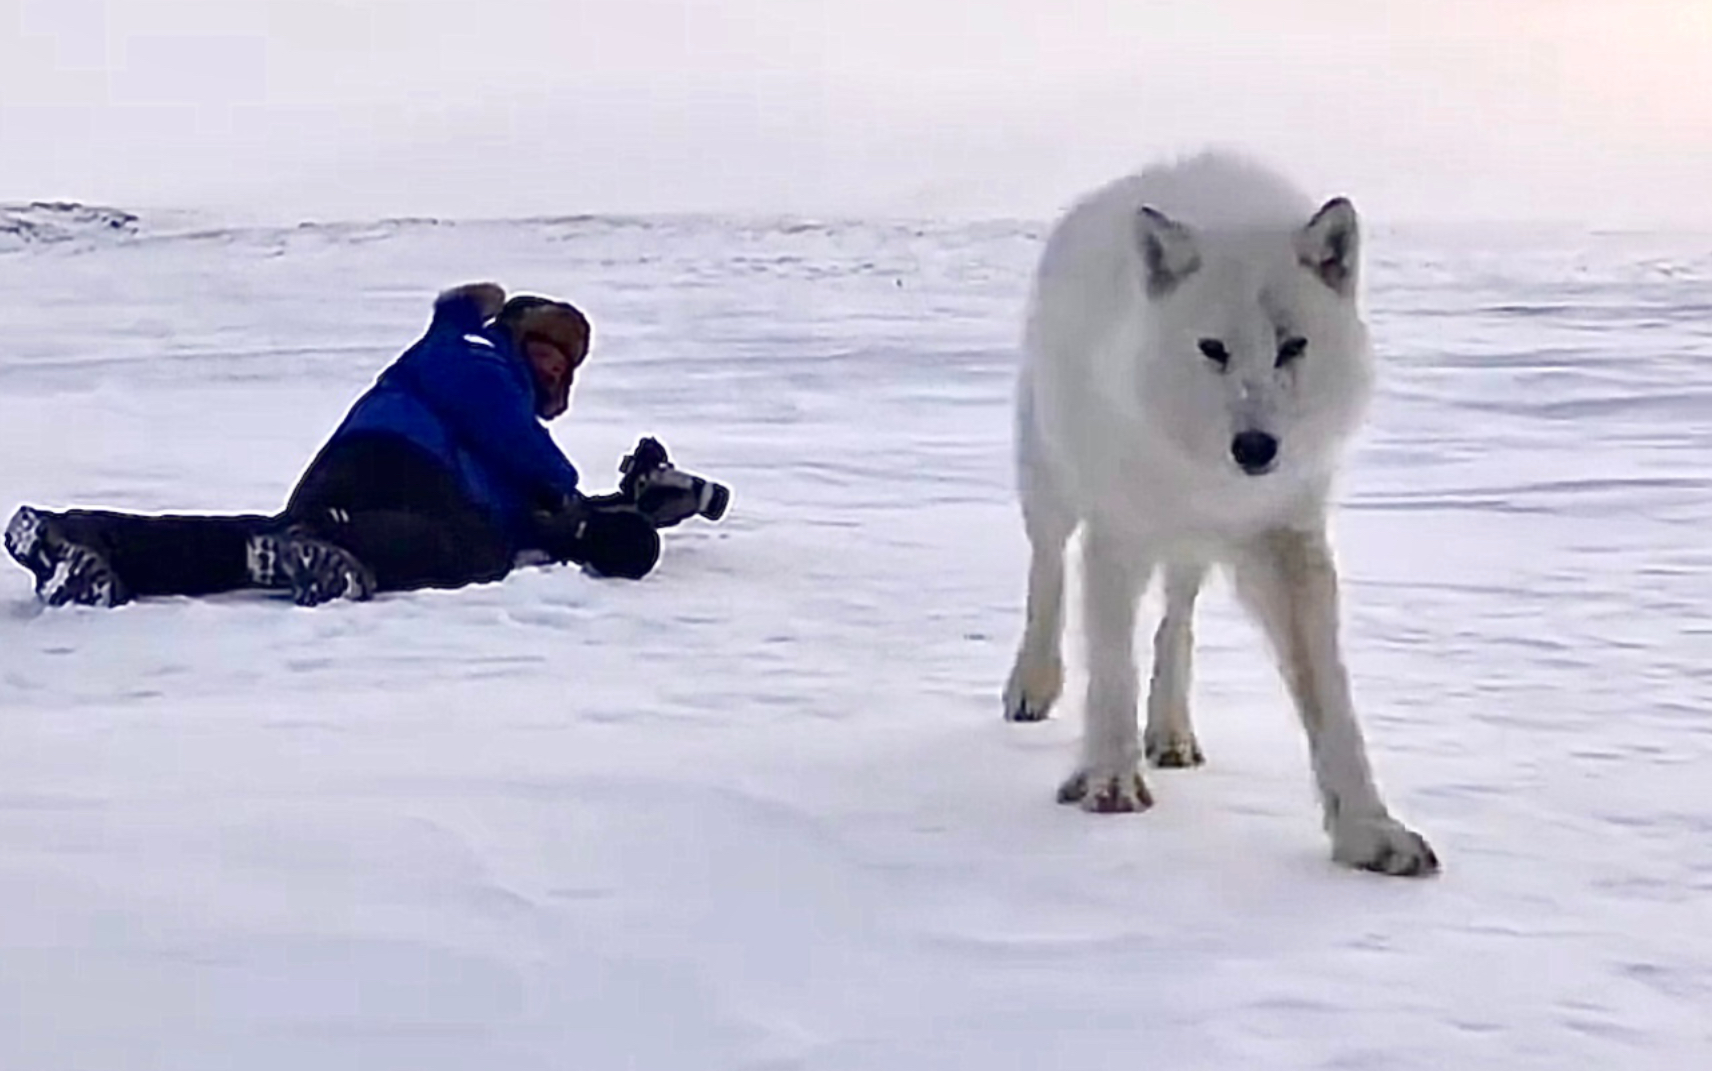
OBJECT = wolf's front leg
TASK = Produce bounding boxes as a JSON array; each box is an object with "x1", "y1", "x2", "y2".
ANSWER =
[
  {"x1": 1056, "y1": 519, "x2": 1154, "y2": 813},
  {"x1": 1233, "y1": 526, "x2": 1439, "y2": 876}
]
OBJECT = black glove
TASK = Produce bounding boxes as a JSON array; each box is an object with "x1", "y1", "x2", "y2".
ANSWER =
[{"x1": 532, "y1": 491, "x2": 594, "y2": 561}]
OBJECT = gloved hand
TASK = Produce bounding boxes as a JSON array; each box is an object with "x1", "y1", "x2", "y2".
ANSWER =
[
  {"x1": 532, "y1": 491, "x2": 594, "y2": 560},
  {"x1": 437, "y1": 281, "x2": 508, "y2": 322},
  {"x1": 531, "y1": 491, "x2": 659, "y2": 579}
]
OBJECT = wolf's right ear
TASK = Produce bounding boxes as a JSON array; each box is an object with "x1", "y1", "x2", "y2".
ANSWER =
[
  {"x1": 1134, "y1": 206, "x2": 1201, "y2": 299},
  {"x1": 1295, "y1": 198, "x2": 1360, "y2": 297}
]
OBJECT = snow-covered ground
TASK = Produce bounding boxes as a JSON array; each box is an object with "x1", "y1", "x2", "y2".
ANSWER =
[{"x1": 1, "y1": 209, "x2": 1709, "y2": 1070}]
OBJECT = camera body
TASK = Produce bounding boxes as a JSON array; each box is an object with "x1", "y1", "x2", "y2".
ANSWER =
[{"x1": 619, "y1": 437, "x2": 730, "y2": 526}]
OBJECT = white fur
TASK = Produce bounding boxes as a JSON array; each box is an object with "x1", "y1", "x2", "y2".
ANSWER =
[{"x1": 1004, "y1": 151, "x2": 1437, "y2": 876}]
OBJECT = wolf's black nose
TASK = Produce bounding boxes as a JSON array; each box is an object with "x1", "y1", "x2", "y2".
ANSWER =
[{"x1": 1231, "y1": 431, "x2": 1278, "y2": 474}]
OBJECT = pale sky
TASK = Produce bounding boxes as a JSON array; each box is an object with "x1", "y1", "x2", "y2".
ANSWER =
[{"x1": 2, "y1": 0, "x2": 1709, "y2": 225}]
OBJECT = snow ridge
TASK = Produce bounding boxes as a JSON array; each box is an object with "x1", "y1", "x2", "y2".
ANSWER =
[{"x1": 0, "y1": 202, "x2": 141, "y2": 251}]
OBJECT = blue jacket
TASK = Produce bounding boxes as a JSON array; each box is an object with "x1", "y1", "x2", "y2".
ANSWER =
[{"x1": 324, "y1": 291, "x2": 582, "y2": 547}]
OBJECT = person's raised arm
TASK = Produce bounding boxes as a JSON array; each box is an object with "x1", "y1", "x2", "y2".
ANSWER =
[{"x1": 427, "y1": 282, "x2": 507, "y2": 335}]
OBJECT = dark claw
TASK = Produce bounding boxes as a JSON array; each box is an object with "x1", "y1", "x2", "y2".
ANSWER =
[
  {"x1": 1057, "y1": 771, "x2": 1152, "y2": 812},
  {"x1": 1092, "y1": 774, "x2": 1153, "y2": 813},
  {"x1": 1146, "y1": 739, "x2": 1206, "y2": 769},
  {"x1": 1056, "y1": 772, "x2": 1088, "y2": 804},
  {"x1": 1006, "y1": 703, "x2": 1051, "y2": 724},
  {"x1": 1356, "y1": 840, "x2": 1441, "y2": 878}
]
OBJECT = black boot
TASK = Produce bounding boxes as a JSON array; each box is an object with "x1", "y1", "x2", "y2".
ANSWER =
[
  {"x1": 246, "y1": 527, "x2": 376, "y2": 607},
  {"x1": 5, "y1": 506, "x2": 130, "y2": 607}
]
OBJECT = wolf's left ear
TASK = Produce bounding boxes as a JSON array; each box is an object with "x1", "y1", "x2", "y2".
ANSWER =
[
  {"x1": 1294, "y1": 197, "x2": 1360, "y2": 297},
  {"x1": 1134, "y1": 206, "x2": 1201, "y2": 299}
]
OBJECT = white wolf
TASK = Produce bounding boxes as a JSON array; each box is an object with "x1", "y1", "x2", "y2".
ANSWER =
[{"x1": 1003, "y1": 151, "x2": 1437, "y2": 877}]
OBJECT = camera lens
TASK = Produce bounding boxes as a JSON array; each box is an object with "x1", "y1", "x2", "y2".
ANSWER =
[{"x1": 701, "y1": 483, "x2": 730, "y2": 521}]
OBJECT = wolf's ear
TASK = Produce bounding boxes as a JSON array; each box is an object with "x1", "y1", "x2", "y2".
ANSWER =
[
  {"x1": 1295, "y1": 197, "x2": 1359, "y2": 296},
  {"x1": 1134, "y1": 206, "x2": 1201, "y2": 299}
]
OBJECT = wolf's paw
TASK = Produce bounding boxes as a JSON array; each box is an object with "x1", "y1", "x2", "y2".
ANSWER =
[
  {"x1": 1330, "y1": 814, "x2": 1440, "y2": 878},
  {"x1": 1056, "y1": 768, "x2": 1153, "y2": 813},
  {"x1": 1144, "y1": 728, "x2": 1205, "y2": 769},
  {"x1": 1003, "y1": 652, "x2": 1062, "y2": 723}
]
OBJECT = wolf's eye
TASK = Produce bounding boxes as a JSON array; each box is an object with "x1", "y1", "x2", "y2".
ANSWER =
[
  {"x1": 1198, "y1": 338, "x2": 1230, "y2": 368},
  {"x1": 1276, "y1": 336, "x2": 1308, "y2": 367}
]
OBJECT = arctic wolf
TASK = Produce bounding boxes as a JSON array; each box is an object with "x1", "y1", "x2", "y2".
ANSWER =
[{"x1": 1003, "y1": 151, "x2": 1437, "y2": 877}]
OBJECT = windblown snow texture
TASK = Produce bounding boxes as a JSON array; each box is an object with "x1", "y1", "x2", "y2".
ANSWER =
[{"x1": 1, "y1": 213, "x2": 1709, "y2": 1070}]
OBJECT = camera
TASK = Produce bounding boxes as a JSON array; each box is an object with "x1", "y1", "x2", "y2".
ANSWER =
[{"x1": 619, "y1": 437, "x2": 730, "y2": 526}]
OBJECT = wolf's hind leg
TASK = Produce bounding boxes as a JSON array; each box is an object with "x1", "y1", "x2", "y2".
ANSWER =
[
  {"x1": 1003, "y1": 479, "x2": 1075, "y2": 723},
  {"x1": 1145, "y1": 561, "x2": 1207, "y2": 768},
  {"x1": 1004, "y1": 390, "x2": 1077, "y2": 724}
]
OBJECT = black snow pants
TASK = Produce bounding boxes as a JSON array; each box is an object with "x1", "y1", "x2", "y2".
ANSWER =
[{"x1": 40, "y1": 435, "x2": 522, "y2": 597}]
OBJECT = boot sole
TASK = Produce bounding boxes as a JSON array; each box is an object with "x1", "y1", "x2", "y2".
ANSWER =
[{"x1": 257, "y1": 533, "x2": 376, "y2": 607}]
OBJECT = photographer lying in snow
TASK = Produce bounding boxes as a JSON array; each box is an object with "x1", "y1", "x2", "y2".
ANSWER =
[{"x1": 5, "y1": 283, "x2": 729, "y2": 608}]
